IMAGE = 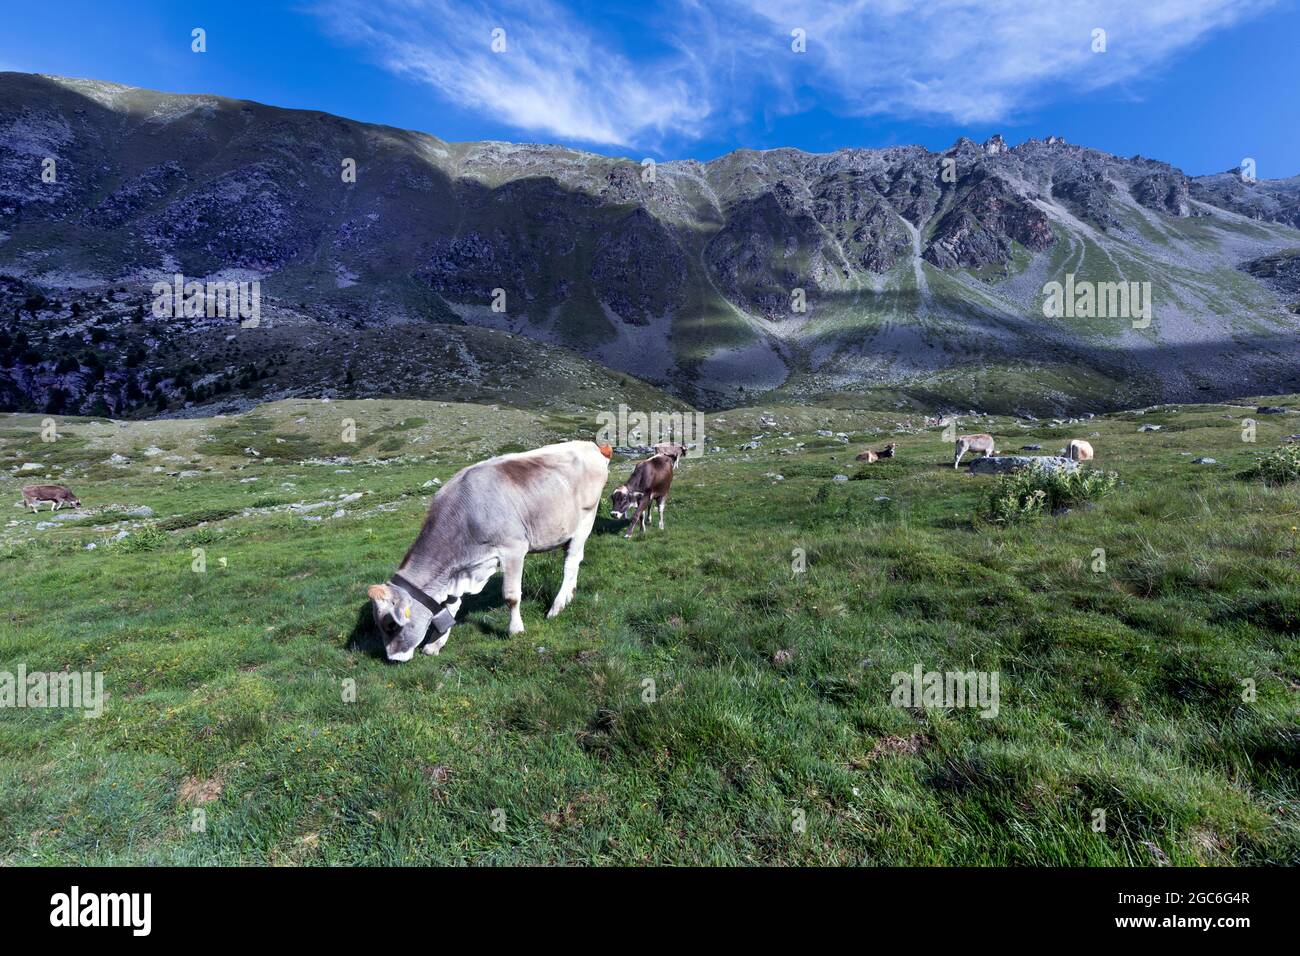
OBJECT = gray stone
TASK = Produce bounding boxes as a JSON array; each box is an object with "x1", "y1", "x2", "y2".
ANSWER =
[
  {"x1": 968, "y1": 455, "x2": 1080, "y2": 475},
  {"x1": 1192, "y1": 457, "x2": 1217, "y2": 464}
]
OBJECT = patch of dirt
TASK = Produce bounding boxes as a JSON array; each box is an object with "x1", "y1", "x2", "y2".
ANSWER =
[
  {"x1": 857, "y1": 733, "x2": 926, "y2": 765},
  {"x1": 178, "y1": 774, "x2": 223, "y2": 805}
]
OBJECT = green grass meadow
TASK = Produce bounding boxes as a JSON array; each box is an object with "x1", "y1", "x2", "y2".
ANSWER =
[{"x1": 1, "y1": 398, "x2": 1298, "y2": 864}]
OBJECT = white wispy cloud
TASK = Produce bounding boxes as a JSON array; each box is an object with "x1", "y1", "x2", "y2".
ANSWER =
[
  {"x1": 310, "y1": 0, "x2": 712, "y2": 146},
  {"x1": 310, "y1": 0, "x2": 1276, "y2": 145}
]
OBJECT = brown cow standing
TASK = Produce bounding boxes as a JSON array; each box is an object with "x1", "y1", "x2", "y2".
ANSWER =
[
  {"x1": 610, "y1": 454, "x2": 674, "y2": 538},
  {"x1": 22, "y1": 484, "x2": 81, "y2": 512}
]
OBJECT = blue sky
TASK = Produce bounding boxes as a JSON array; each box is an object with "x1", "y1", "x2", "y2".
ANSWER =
[{"x1": 3, "y1": 0, "x2": 1297, "y2": 176}]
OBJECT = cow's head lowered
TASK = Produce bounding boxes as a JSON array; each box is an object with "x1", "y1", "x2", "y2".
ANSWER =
[
  {"x1": 609, "y1": 485, "x2": 643, "y2": 520},
  {"x1": 367, "y1": 583, "x2": 435, "y2": 662}
]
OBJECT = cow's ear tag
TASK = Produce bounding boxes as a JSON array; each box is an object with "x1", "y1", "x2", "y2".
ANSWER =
[{"x1": 403, "y1": 607, "x2": 411, "y2": 621}]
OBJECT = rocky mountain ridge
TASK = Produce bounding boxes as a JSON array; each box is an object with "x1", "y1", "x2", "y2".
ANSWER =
[{"x1": 2, "y1": 72, "x2": 1300, "y2": 416}]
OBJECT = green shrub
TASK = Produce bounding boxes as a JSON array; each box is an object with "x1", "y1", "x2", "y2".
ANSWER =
[
  {"x1": 1245, "y1": 444, "x2": 1300, "y2": 485},
  {"x1": 109, "y1": 523, "x2": 169, "y2": 553},
  {"x1": 156, "y1": 507, "x2": 239, "y2": 531},
  {"x1": 988, "y1": 465, "x2": 1118, "y2": 523}
]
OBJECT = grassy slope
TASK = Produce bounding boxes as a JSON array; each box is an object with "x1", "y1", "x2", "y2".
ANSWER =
[{"x1": 1, "y1": 398, "x2": 1298, "y2": 865}]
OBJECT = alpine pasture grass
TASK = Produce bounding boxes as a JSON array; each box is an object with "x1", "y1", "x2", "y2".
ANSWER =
[{"x1": 1, "y1": 398, "x2": 1298, "y2": 864}]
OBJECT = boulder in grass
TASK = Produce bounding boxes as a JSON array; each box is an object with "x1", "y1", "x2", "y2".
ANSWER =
[
  {"x1": 967, "y1": 455, "x2": 1080, "y2": 475},
  {"x1": 1192, "y1": 457, "x2": 1217, "y2": 465},
  {"x1": 1138, "y1": 424, "x2": 1161, "y2": 432},
  {"x1": 1257, "y1": 406, "x2": 1289, "y2": 415}
]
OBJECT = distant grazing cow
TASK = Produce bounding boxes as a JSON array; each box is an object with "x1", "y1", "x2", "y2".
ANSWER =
[
  {"x1": 22, "y1": 484, "x2": 81, "y2": 512},
  {"x1": 857, "y1": 442, "x2": 898, "y2": 462},
  {"x1": 367, "y1": 441, "x2": 612, "y2": 661},
  {"x1": 1066, "y1": 439, "x2": 1094, "y2": 461},
  {"x1": 654, "y1": 442, "x2": 687, "y2": 468},
  {"x1": 953, "y1": 434, "x2": 996, "y2": 469},
  {"x1": 611, "y1": 453, "x2": 674, "y2": 538}
]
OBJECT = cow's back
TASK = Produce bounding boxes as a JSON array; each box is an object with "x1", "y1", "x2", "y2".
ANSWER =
[
  {"x1": 629, "y1": 453, "x2": 674, "y2": 495},
  {"x1": 439, "y1": 441, "x2": 609, "y2": 550},
  {"x1": 22, "y1": 483, "x2": 72, "y2": 501}
]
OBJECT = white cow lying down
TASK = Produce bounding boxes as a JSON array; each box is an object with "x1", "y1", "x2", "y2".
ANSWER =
[
  {"x1": 368, "y1": 440, "x2": 612, "y2": 661},
  {"x1": 1066, "y1": 439, "x2": 1095, "y2": 461}
]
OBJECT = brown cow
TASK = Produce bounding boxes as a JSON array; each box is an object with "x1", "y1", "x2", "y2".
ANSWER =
[
  {"x1": 953, "y1": 434, "x2": 996, "y2": 469},
  {"x1": 610, "y1": 453, "x2": 674, "y2": 538},
  {"x1": 856, "y1": 442, "x2": 898, "y2": 462},
  {"x1": 22, "y1": 484, "x2": 81, "y2": 512}
]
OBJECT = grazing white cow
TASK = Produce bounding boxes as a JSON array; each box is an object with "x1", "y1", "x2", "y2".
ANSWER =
[
  {"x1": 953, "y1": 433, "x2": 996, "y2": 469},
  {"x1": 1066, "y1": 439, "x2": 1094, "y2": 461},
  {"x1": 367, "y1": 440, "x2": 612, "y2": 661}
]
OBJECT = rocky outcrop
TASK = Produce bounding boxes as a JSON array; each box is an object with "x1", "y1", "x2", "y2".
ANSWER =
[
  {"x1": 1189, "y1": 171, "x2": 1300, "y2": 228},
  {"x1": 968, "y1": 455, "x2": 1080, "y2": 475},
  {"x1": 1052, "y1": 170, "x2": 1119, "y2": 230},
  {"x1": 1132, "y1": 170, "x2": 1192, "y2": 217},
  {"x1": 924, "y1": 174, "x2": 1056, "y2": 269}
]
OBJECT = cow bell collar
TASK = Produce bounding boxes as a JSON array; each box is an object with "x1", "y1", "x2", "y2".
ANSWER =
[{"x1": 390, "y1": 572, "x2": 458, "y2": 637}]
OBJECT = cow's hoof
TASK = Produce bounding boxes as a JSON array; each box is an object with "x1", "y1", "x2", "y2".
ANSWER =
[{"x1": 423, "y1": 643, "x2": 440, "y2": 656}]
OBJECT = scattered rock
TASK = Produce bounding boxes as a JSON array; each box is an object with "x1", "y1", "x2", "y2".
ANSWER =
[
  {"x1": 1192, "y1": 457, "x2": 1217, "y2": 464},
  {"x1": 1138, "y1": 424, "x2": 1161, "y2": 432},
  {"x1": 1021, "y1": 444, "x2": 1042, "y2": 451},
  {"x1": 1257, "y1": 406, "x2": 1289, "y2": 415},
  {"x1": 968, "y1": 455, "x2": 1079, "y2": 475},
  {"x1": 832, "y1": 474, "x2": 849, "y2": 482}
]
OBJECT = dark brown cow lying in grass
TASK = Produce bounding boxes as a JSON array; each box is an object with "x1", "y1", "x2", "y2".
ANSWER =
[
  {"x1": 22, "y1": 484, "x2": 81, "y2": 512},
  {"x1": 610, "y1": 453, "x2": 674, "y2": 538},
  {"x1": 367, "y1": 441, "x2": 612, "y2": 661}
]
